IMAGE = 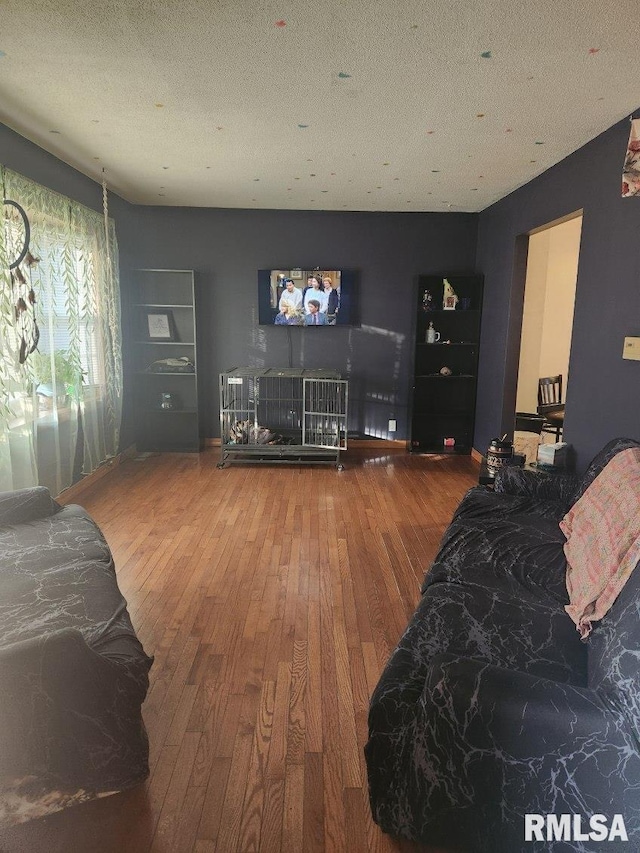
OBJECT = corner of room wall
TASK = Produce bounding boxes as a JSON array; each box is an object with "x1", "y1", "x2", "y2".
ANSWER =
[{"x1": 476, "y1": 111, "x2": 640, "y2": 471}]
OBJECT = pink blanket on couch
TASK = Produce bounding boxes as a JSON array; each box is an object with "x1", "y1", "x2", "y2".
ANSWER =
[{"x1": 561, "y1": 447, "x2": 640, "y2": 639}]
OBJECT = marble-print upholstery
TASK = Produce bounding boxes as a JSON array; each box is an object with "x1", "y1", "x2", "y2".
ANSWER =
[
  {"x1": 0, "y1": 487, "x2": 152, "y2": 827},
  {"x1": 366, "y1": 438, "x2": 640, "y2": 853}
]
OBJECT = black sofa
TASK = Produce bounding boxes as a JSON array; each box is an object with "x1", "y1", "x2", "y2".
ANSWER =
[
  {"x1": 366, "y1": 438, "x2": 640, "y2": 853},
  {"x1": 0, "y1": 487, "x2": 153, "y2": 827}
]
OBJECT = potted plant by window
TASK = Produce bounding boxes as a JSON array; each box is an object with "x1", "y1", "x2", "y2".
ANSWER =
[{"x1": 29, "y1": 349, "x2": 82, "y2": 408}]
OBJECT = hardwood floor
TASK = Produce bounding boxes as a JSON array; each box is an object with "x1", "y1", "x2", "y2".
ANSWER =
[{"x1": 0, "y1": 447, "x2": 478, "y2": 853}]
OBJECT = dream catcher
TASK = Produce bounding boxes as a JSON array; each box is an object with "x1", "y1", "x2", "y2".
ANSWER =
[{"x1": 3, "y1": 199, "x2": 40, "y2": 363}]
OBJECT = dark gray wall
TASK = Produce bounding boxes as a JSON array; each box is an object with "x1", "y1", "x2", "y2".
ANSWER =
[
  {"x1": 476, "y1": 114, "x2": 640, "y2": 470},
  {"x1": 125, "y1": 206, "x2": 478, "y2": 442},
  {"x1": 6, "y1": 113, "x2": 638, "y2": 469},
  {"x1": 1, "y1": 122, "x2": 479, "y2": 449}
]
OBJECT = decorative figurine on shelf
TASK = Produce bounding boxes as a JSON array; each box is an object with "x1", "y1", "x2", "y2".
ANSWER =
[
  {"x1": 440, "y1": 366, "x2": 452, "y2": 376},
  {"x1": 426, "y1": 321, "x2": 441, "y2": 344},
  {"x1": 442, "y1": 278, "x2": 458, "y2": 310},
  {"x1": 159, "y1": 392, "x2": 176, "y2": 410},
  {"x1": 421, "y1": 289, "x2": 434, "y2": 312}
]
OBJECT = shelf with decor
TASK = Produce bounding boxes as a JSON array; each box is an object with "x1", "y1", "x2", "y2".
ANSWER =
[
  {"x1": 140, "y1": 407, "x2": 198, "y2": 414},
  {"x1": 410, "y1": 274, "x2": 483, "y2": 455},
  {"x1": 131, "y1": 269, "x2": 200, "y2": 452},
  {"x1": 133, "y1": 303, "x2": 193, "y2": 308},
  {"x1": 135, "y1": 340, "x2": 195, "y2": 346},
  {"x1": 134, "y1": 370, "x2": 196, "y2": 376}
]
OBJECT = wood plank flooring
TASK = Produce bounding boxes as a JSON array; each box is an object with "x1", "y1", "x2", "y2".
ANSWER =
[{"x1": 0, "y1": 447, "x2": 478, "y2": 853}]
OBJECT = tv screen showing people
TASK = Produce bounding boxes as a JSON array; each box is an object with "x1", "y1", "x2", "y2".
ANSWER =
[{"x1": 258, "y1": 269, "x2": 355, "y2": 326}]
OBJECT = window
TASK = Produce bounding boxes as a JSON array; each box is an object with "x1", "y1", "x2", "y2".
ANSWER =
[{"x1": 0, "y1": 166, "x2": 122, "y2": 494}]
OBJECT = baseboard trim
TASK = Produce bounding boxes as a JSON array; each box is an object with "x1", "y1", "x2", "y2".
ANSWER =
[
  {"x1": 55, "y1": 444, "x2": 136, "y2": 504},
  {"x1": 349, "y1": 438, "x2": 406, "y2": 448},
  {"x1": 471, "y1": 447, "x2": 483, "y2": 463}
]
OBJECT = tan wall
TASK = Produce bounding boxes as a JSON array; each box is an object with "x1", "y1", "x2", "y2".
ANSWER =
[
  {"x1": 516, "y1": 216, "x2": 581, "y2": 415},
  {"x1": 539, "y1": 218, "x2": 581, "y2": 382},
  {"x1": 516, "y1": 230, "x2": 550, "y2": 413}
]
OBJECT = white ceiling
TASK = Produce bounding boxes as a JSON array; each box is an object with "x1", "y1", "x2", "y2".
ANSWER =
[{"x1": 0, "y1": 0, "x2": 637, "y2": 212}]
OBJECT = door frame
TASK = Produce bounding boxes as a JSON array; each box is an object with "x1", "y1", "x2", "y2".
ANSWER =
[{"x1": 501, "y1": 209, "x2": 583, "y2": 437}]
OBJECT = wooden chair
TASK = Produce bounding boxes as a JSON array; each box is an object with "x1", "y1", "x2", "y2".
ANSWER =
[{"x1": 537, "y1": 375, "x2": 564, "y2": 440}]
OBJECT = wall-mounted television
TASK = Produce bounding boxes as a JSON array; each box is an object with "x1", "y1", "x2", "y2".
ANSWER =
[{"x1": 258, "y1": 269, "x2": 356, "y2": 326}]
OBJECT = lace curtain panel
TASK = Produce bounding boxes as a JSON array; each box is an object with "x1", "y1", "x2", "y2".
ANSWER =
[{"x1": 0, "y1": 167, "x2": 122, "y2": 494}]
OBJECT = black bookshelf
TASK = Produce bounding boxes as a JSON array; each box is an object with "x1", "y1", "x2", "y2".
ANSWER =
[
  {"x1": 409, "y1": 274, "x2": 484, "y2": 454},
  {"x1": 131, "y1": 269, "x2": 200, "y2": 452}
]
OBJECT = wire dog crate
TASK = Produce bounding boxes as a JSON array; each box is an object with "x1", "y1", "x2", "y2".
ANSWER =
[{"x1": 218, "y1": 368, "x2": 348, "y2": 468}]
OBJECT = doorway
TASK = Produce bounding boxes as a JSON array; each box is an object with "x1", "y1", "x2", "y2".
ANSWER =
[{"x1": 515, "y1": 213, "x2": 582, "y2": 451}]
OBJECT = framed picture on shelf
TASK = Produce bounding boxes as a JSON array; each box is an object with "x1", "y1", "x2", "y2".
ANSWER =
[{"x1": 146, "y1": 311, "x2": 175, "y2": 341}]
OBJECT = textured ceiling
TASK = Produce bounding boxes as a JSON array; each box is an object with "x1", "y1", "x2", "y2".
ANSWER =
[{"x1": 0, "y1": 0, "x2": 638, "y2": 212}]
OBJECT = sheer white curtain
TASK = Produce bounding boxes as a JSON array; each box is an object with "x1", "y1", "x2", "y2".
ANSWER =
[{"x1": 0, "y1": 167, "x2": 122, "y2": 495}]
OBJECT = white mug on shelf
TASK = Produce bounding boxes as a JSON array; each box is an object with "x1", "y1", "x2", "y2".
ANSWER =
[{"x1": 426, "y1": 322, "x2": 441, "y2": 344}]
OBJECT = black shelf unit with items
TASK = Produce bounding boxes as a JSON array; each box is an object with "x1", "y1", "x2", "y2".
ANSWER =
[
  {"x1": 410, "y1": 274, "x2": 484, "y2": 455},
  {"x1": 132, "y1": 269, "x2": 200, "y2": 452}
]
